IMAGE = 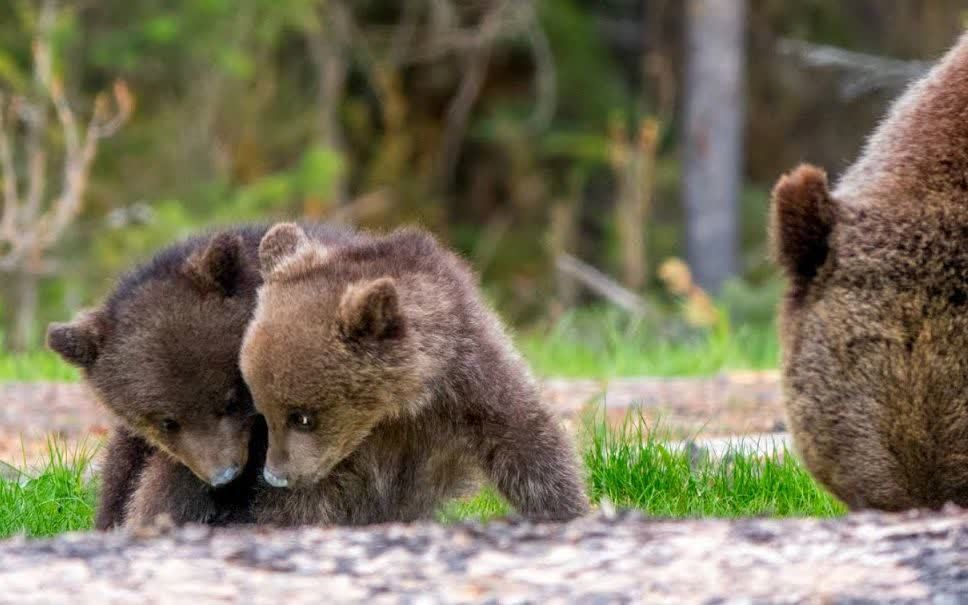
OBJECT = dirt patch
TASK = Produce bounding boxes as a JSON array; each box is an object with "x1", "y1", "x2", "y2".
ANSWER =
[
  {"x1": 0, "y1": 508, "x2": 965, "y2": 603},
  {"x1": 0, "y1": 383, "x2": 108, "y2": 467}
]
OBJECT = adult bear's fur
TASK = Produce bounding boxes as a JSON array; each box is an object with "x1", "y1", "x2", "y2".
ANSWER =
[{"x1": 771, "y1": 33, "x2": 968, "y2": 510}]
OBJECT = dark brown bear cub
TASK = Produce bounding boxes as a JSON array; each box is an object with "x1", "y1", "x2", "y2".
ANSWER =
[
  {"x1": 47, "y1": 225, "x2": 357, "y2": 528},
  {"x1": 241, "y1": 224, "x2": 589, "y2": 524},
  {"x1": 771, "y1": 33, "x2": 968, "y2": 511}
]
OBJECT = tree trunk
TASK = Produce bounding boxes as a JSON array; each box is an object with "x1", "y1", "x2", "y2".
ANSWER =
[
  {"x1": 308, "y1": 1, "x2": 351, "y2": 206},
  {"x1": 681, "y1": 0, "x2": 746, "y2": 293},
  {"x1": 10, "y1": 270, "x2": 39, "y2": 352}
]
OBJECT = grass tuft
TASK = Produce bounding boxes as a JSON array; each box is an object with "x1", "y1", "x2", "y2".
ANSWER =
[
  {"x1": 0, "y1": 439, "x2": 97, "y2": 538},
  {"x1": 581, "y1": 412, "x2": 845, "y2": 518}
]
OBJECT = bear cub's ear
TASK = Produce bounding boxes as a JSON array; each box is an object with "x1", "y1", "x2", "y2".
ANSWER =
[
  {"x1": 46, "y1": 310, "x2": 106, "y2": 369},
  {"x1": 259, "y1": 223, "x2": 310, "y2": 276},
  {"x1": 339, "y1": 278, "x2": 405, "y2": 341},
  {"x1": 769, "y1": 164, "x2": 837, "y2": 283},
  {"x1": 184, "y1": 232, "x2": 245, "y2": 296}
]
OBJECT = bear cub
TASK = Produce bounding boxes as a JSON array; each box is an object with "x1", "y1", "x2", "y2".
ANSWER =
[
  {"x1": 241, "y1": 223, "x2": 589, "y2": 524},
  {"x1": 771, "y1": 32, "x2": 968, "y2": 511},
  {"x1": 47, "y1": 225, "x2": 357, "y2": 528}
]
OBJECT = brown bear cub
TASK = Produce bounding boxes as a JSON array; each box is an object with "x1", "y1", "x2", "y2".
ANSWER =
[
  {"x1": 240, "y1": 224, "x2": 589, "y2": 524},
  {"x1": 47, "y1": 224, "x2": 358, "y2": 528},
  {"x1": 771, "y1": 33, "x2": 968, "y2": 511}
]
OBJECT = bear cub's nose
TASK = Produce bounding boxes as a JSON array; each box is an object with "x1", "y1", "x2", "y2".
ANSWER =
[
  {"x1": 263, "y1": 466, "x2": 289, "y2": 488},
  {"x1": 210, "y1": 465, "x2": 242, "y2": 487}
]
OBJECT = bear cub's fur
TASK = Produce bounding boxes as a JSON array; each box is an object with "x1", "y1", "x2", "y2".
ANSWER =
[
  {"x1": 241, "y1": 223, "x2": 589, "y2": 524},
  {"x1": 47, "y1": 225, "x2": 357, "y2": 528},
  {"x1": 771, "y1": 33, "x2": 968, "y2": 511}
]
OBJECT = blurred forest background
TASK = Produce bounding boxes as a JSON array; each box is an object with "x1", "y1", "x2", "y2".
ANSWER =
[{"x1": 0, "y1": 0, "x2": 966, "y2": 356}]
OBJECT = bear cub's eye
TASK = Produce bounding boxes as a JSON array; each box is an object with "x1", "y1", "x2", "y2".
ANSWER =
[
  {"x1": 159, "y1": 418, "x2": 180, "y2": 433},
  {"x1": 287, "y1": 411, "x2": 316, "y2": 431}
]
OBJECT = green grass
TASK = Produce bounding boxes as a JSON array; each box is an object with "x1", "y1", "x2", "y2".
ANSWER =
[
  {"x1": 0, "y1": 350, "x2": 79, "y2": 382},
  {"x1": 437, "y1": 487, "x2": 511, "y2": 523},
  {"x1": 2, "y1": 416, "x2": 841, "y2": 538},
  {"x1": 0, "y1": 440, "x2": 97, "y2": 538},
  {"x1": 581, "y1": 415, "x2": 845, "y2": 518},
  {"x1": 440, "y1": 447, "x2": 843, "y2": 523},
  {"x1": 518, "y1": 308, "x2": 778, "y2": 378},
  {"x1": 0, "y1": 308, "x2": 779, "y2": 382},
  {"x1": 441, "y1": 411, "x2": 843, "y2": 523}
]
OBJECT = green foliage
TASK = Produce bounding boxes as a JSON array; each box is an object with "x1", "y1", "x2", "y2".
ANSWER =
[
  {"x1": 86, "y1": 0, "x2": 316, "y2": 79},
  {"x1": 518, "y1": 307, "x2": 778, "y2": 378},
  {"x1": 2, "y1": 0, "x2": 965, "y2": 349},
  {"x1": 77, "y1": 143, "x2": 343, "y2": 299},
  {"x1": 538, "y1": 0, "x2": 629, "y2": 126},
  {"x1": 220, "y1": 145, "x2": 344, "y2": 221},
  {"x1": 0, "y1": 440, "x2": 97, "y2": 538}
]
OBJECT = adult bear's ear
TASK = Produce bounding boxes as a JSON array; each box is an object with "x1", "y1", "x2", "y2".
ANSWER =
[
  {"x1": 184, "y1": 232, "x2": 245, "y2": 296},
  {"x1": 259, "y1": 223, "x2": 310, "y2": 277},
  {"x1": 769, "y1": 164, "x2": 837, "y2": 285},
  {"x1": 338, "y1": 278, "x2": 405, "y2": 341},
  {"x1": 46, "y1": 309, "x2": 107, "y2": 369}
]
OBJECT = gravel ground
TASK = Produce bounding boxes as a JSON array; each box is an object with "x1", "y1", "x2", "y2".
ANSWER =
[
  {"x1": 1, "y1": 508, "x2": 966, "y2": 603},
  {"x1": 0, "y1": 373, "x2": 783, "y2": 465}
]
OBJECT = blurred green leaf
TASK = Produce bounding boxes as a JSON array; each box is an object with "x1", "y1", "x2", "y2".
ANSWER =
[
  {"x1": 0, "y1": 51, "x2": 27, "y2": 90},
  {"x1": 296, "y1": 145, "x2": 344, "y2": 198},
  {"x1": 143, "y1": 16, "x2": 180, "y2": 43}
]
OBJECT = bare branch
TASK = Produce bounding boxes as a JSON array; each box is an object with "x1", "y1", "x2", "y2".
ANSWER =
[
  {"x1": 778, "y1": 38, "x2": 930, "y2": 100},
  {"x1": 427, "y1": 0, "x2": 459, "y2": 37},
  {"x1": 23, "y1": 99, "x2": 50, "y2": 225},
  {"x1": 308, "y1": 5, "x2": 350, "y2": 146},
  {"x1": 400, "y1": 0, "x2": 532, "y2": 64},
  {"x1": 437, "y1": 41, "x2": 491, "y2": 191},
  {"x1": 388, "y1": 0, "x2": 424, "y2": 63},
  {"x1": 436, "y1": 0, "x2": 525, "y2": 190},
  {"x1": 555, "y1": 253, "x2": 656, "y2": 319},
  {"x1": 34, "y1": 80, "x2": 131, "y2": 250},
  {"x1": 23, "y1": 127, "x2": 46, "y2": 225},
  {"x1": 46, "y1": 77, "x2": 80, "y2": 158},
  {"x1": 31, "y1": 1, "x2": 78, "y2": 158},
  {"x1": 525, "y1": 18, "x2": 556, "y2": 132},
  {"x1": 0, "y1": 96, "x2": 20, "y2": 241},
  {"x1": 1, "y1": 1, "x2": 133, "y2": 269}
]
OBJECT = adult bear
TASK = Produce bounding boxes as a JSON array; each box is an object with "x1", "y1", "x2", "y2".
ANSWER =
[{"x1": 771, "y1": 33, "x2": 968, "y2": 510}]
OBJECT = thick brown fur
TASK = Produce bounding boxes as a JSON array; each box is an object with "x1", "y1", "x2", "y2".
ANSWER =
[
  {"x1": 241, "y1": 224, "x2": 589, "y2": 524},
  {"x1": 47, "y1": 224, "x2": 357, "y2": 528},
  {"x1": 772, "y1": 33, "x2": 968, "y2": 511},
  {"x1": 93, "y1": 425, "x2": 154, "y2": 530}
]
